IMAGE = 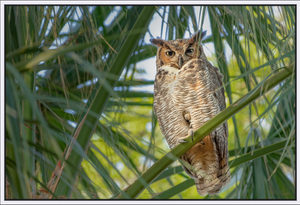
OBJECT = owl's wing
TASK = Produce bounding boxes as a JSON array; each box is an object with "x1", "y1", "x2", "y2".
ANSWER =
[{"x1": 207, "y1": 64, "x2": 229, "y2": 160}]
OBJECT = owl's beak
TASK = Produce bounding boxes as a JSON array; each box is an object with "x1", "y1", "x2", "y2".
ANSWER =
[{"x1": 178, "y1": 55, "x2": 183, "y2": 68}]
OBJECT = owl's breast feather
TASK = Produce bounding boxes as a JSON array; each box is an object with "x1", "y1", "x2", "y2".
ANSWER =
[{"x1": 158, "y1": 66, "x2": 180, "y2": 75}]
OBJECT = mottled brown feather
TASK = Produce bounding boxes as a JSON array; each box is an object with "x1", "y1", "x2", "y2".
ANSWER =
[{"x1": 152, "y1": 32, "x2": 230, "y2": 196}]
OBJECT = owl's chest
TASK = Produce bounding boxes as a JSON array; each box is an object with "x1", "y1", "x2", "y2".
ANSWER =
[
  {"x1": 154, "y1": 68, "x2": 178, "y2": 102},
  {"x1": 154, "y1": 65, "x2": 196, "y2": 101},
  {"x1": 153, "y1": 65, "x2": 193, "y2": 115}
]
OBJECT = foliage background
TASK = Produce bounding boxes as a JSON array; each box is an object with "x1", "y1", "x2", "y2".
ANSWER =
[{"x1": 5, "y1": 5, "x2": 295, "y2": 199}]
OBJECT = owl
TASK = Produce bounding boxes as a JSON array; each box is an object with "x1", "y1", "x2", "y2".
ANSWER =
[{"x1": 150, "y1": 31, "x2": 231, "y2": 196}]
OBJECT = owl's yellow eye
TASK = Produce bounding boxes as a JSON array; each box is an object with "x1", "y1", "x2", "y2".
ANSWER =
[
  {"x1": 186, "y1": 48, "x2": 194, "y2": 55},
  {"x1": 166, "y1": 51, "x2": 175, "y2": 57}
]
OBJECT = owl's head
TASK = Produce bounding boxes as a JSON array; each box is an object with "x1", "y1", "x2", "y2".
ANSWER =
[{"x1": 150, "y1": 31, "x2": 207, "y2": 71}]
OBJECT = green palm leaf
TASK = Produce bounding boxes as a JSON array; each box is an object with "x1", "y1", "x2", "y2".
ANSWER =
[{"x1": 5, "y1": 5, "x2": 295, "y2": 200}]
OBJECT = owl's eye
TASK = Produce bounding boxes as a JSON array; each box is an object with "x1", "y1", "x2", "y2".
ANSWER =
[
  {"x1": 166, "y1": 51, "x2": 175, "y2": 57},
  {"x1": 186, "y1": 48, "x2": 194, "y2": 55}
]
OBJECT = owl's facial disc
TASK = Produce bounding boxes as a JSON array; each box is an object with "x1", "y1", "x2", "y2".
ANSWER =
[
  {"x1": 162, "y1": 43, "x2": 199, "y2": 69},
  {"x1": 164, "y1": 49, "x2": 185, "y2": 69}
]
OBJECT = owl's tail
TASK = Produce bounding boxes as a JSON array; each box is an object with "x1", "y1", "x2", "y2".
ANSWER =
[
  {"x1": 194, "y1": 157, "x2": 231, "y2": 196},
  {"x1": 183, "y1": 135, "x2": 231, "y2": 196}
]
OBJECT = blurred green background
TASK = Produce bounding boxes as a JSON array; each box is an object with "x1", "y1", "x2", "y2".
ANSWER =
[{"x1": 5, "y1": 5, "x2": 295, "y2": 199}]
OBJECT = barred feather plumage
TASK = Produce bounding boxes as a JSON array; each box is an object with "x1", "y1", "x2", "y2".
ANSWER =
[{"x1": 151, "y1": 31, "x2": 231, "y2": 196}]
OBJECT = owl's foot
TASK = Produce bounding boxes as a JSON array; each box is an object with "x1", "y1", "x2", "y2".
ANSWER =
[
  {"x1": 184, "y1": 113, "x2": 191, "y2": 122},
  {"x1": 188, "y1": 129, "x2": 205, "y2": 144},
  {"x1": 177, "y1": 129, "x2": 194, "y2": 143},
  {"x1": 177, "y1": 137, "x2": 189, "y2": 143}
]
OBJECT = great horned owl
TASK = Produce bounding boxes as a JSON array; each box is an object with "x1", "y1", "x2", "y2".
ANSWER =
[{"x1": 150, "y1": 31, "x2": 231, "y2": 196}]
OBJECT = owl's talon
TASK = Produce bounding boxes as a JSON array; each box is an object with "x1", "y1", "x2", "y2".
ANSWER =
[{"x1": 188, "y1": 129, "x2": 194, "y2": 142}]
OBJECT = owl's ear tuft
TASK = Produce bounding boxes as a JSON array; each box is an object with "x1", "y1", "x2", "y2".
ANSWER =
[
  {"x1": 190, "y1": 30, "x2": 207, "y2": 43},
  {"x1": 150, "y1": 38, "x2": 166, "y2": 47}
]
